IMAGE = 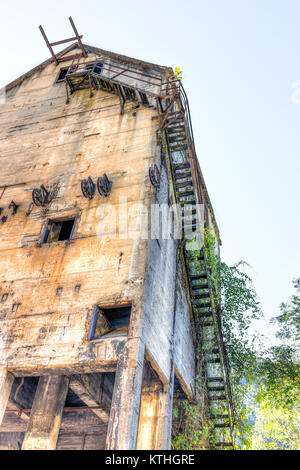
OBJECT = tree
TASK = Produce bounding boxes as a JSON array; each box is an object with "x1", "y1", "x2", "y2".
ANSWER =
[
  {"x1": 252, "y1": 405, "x2": 300, "y2": 450},
  {"x1": 253, "y1": 277, "x2": 300, "y2": 447},
  {"x1": 172, "y1": 229, "x2": 263, "y2": 449},
  {"x1": 271, "y1": 277, "x2": 300, "y2": 345},
  {"x1": 172, "y1": 229, "x2": 300, "y2": 450}
]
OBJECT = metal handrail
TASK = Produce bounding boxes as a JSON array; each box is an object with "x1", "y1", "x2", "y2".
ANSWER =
[{"x1": 66, "y1": 57, "x2": 163, "y2": 90}]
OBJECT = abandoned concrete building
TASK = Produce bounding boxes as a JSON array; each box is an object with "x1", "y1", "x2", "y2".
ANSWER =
[{"x1": 0, "y1": 19, "x2": 234, "y2": 450}]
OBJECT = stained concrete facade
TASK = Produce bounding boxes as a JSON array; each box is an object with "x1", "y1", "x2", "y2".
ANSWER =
[{"x1": 0, "y1": 43, "x2": 222, "y2": 450}]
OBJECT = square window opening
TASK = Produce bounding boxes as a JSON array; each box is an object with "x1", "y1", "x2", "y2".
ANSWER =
[
  {"x1": 88, "y1": 305, "x2": 131, "y2": 340},
  {"x1": 55, "y1": 67, "x2": 69, "y2": 83},
  {"x1": 42, "y1": 217, "x2": 77, "y2": 244}
]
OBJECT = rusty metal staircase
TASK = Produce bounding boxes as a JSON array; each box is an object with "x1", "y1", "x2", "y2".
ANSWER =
[
  {"x1": 60, "y1": 55, "x2": 235, "y2": 449},
  {"x1": 185, "y1": 248, "x2": 234, "y2": 448},
  {"x1": 155, "y1": 82, "x2": 235, "y2": 449}
]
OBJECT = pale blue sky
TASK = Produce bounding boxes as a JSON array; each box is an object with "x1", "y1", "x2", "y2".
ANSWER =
[{"x1": 1, "y1": 0, "x2": 299, "y2": 342}]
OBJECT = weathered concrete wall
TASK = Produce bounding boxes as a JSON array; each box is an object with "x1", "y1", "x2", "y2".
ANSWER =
[
  {"x1": 0, "y1": 45, "x2": 200, "y2": 449},
  {"x1": 0, "y1": 49, "x2": 160, "y2": 374},
  {"x1": 140, "y1": 151, "x2": 177, "y2": 383},
  {"x1": 173, "y1": 258, "x2": 195, "y2": 398}
]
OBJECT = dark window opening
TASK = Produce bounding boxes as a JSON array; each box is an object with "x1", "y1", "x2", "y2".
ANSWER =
[
  {"x1": 88, "y1": 305, "x2": 131, "y2": 340},
  {"x1": 93, "y1": 62, "x2": 104, "y2": 75},
  {"x1": 56, "y1": 67, "x2": 69, "y2": 83},
  {"x1": 139, "y1": 92, "x2": 149, "y2": 106},
  {"x1": 0, "y1": 376, "x2": 39, "y2": 450},
  {"x1": 123, "y1": 86, "x2": 137, "y2": 102},
  {"x1": 42, "y1": 217, "x2": 77, "y2": 244},
  {"x1": 84, "y1": 62, "x2": 103, "y2": 75},
  {"x1": 104, "y1": 306, "x2": 131, "y2": 327},
  {"x1": 57, "y1": 372, "x2": 115, "y2": 450}
]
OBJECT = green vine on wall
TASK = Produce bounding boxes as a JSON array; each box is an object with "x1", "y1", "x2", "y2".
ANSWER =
[{"x1": 172, "y1": 228, "x2": 262, "y2": 449}]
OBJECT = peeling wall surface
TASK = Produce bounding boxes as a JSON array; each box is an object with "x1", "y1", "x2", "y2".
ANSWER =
[
  {"x1": 141, "y1": 156, "x2": 195, "y2": 389},
  {"x1": 173, "y1": 260, "x2": 195, "y2": 397},
  {"x1": 0, "y1": 48, "x2": 161, "y2": 373},
  {"x1": 0, "y1": 44, "x2": 198, "y2": 449}
]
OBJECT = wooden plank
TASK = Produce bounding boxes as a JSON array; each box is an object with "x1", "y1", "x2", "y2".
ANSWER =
[
  {"x1": 56, "y1": 432, "x2": 106, "y2": 451},
  {"x1": 7, "y1": 400, "x2": 30, "y2": 423},
  {"x1": 0, "y1": 409, "x2": 108, "y2": 433},
  {"x1": 0, "y1": 432, "x2": 24, "y2": 450}
]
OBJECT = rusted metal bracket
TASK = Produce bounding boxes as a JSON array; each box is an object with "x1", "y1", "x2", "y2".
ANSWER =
[
  {"x1": 25, "y1": 203, "x2": 34, "y2": 217},
  {"x1": 8, "y1": 200, "x2": 18, "y2": 215}
]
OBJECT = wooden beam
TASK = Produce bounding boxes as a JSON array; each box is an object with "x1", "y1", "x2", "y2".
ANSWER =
[
  {"x1": 0, "y1": 368, "x2": 14, "y2": 425},
  {"x1": 0, "y1": 409, "x2": 108, "y2": 434},
  {"x1": 22, "y1": 375, "x2": 69, "y2": 450},
  {"x1": 69, "y1": 374, "x2": 113, "y2": 422},
  {"x1": 7, "y1": 399, "x2": 30, "y2": 423}
]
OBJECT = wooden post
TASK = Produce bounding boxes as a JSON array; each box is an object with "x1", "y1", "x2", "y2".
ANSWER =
[
  {"x1": 0, "y1": 368, "x2": 14, "y2": 425},
  {"x1": 106, "y1": 339, "x2": 145, "y2": 450},
  {"x1": 22, "y1": 375, "x2": 69, "y2": 450}
]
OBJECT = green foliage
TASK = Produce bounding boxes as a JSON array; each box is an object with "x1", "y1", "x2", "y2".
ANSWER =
[
  {"x1": 174, "y1": 66, "x2": 183, "y2": 80},
  {"x1": 171, "y1": 380, "x2": 213, "y2": 450},
  {"x1": 172, "y1": 228, "x2": 300, "y2": 450},
  {"x1": 201, "y1": 228, "x2": 263, "y2": 447},
  {"x1": 203, "y1": 229, "x2": 262, "y2": 379},
  {"x1": 271, "y1": 277, "x2": 300, "y2": 344},
  {"x1": 255, "y1": 278, "x2": 300, "y2": 412},
  {"x1": 252, "y1": 405, "x2": 300, "y2": 450},
  {"x1": 256, "y1": 346, "x2": 300, "y2": 410},
  {"x1": 172, "y1": 228, "x2": 263, "y2": 449}
]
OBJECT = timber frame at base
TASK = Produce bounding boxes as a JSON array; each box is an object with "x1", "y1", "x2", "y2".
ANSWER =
[{"x1": 0, "y1": 339, "x2": 178, "y2": 450}]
